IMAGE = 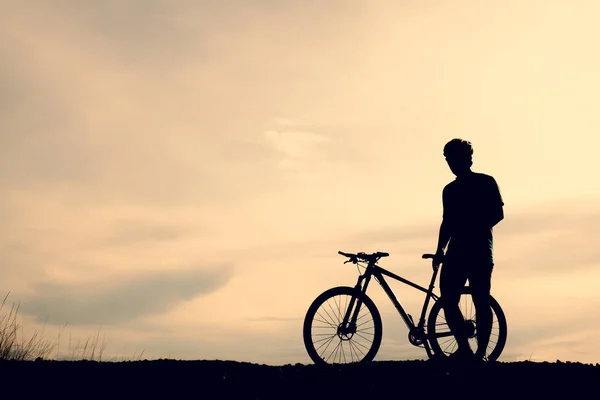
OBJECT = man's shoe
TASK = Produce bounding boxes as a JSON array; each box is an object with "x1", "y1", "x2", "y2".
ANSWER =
[
  {"x1": 476, "y1": 355, "x2": 490, "y2": 365},
  {"x1": 447, "y1": 348, "x2": 476, "y2": 365}
]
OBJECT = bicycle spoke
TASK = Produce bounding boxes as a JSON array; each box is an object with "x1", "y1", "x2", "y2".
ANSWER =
[
  {"x1": 334, "y1": 342, "x2": 342, "y2": 364},
  {"x1": 356, "y1": 329, "x2": 374, "y2": 336},
  {"x1": 356, "y1": 309, "x2": 370, "y2": 323},
  {"x1": 332, "y1": 297, "x2": 345, "y2": 322},
  {"x1": 439, "y1": 335, "x2": 455, "y2": 348},
  {"x1": 334, "y1": 295, "x2": 344, "y2": 323},
  {"x1": 350, "y1": 338, "x2": 372, "y2": 352},
  {"x1": 315, "y1": 334, "x2": 336, "y2": 349},
  {"x1": 313, "y1": 314, "x2": 337, "y2": 329},
  {"x1": 317, "y1": 306, "x2": 338, "y2": 329},
  {"x1": 344, "y1": 295, "x2": 349, "y2": 324},
  {"x1": 325, "y1": 300, "x2": 340, "y2": 327},
  {"x1": 446, "y1": 341, "x2": 458, "y2": 355},
  {"x1": 348, "y1": 343, "x2": 359, "y2": 362},
  {"x1": 348, "y1": 339, "x2": 365, "y2": 360},
  {"x1": 316, "y1": 341, "x2": 336, "y2": 363},
  {"x1": 329, "y1": 339, "x2": 343, "y2": 362},
  {"x1": 356, "y1": 319, "x2": 374, "y2": 329},
  {"x1": 325, "y1": 340, "x2": 340, "y2": 363},
  {"x1": 352, "y1": 339, "x2": 367, "y2": 355},
  {"x1": 354, "y1": 332, "x2": 374, "y2": 343},
  {"x1": 313, "y1": 335, "x2": 337, "y2": 345},
  {"x1": 352, "y1": 340, "x2": 367, "y2": 357}
]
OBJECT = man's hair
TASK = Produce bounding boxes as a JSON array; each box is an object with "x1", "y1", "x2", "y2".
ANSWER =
[{"x1": 443, "y1": 138, "x2": 473, "y2": 159}]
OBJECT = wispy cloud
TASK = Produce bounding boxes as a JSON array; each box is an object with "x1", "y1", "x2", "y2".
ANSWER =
[
  {"x1": 20, "y1": 265, "x2": 233, "y2": 325},
  {"x1": 265, "y1": 129, "x2": 331, "y2": 172},
  {"x1": 103, "y1": 218, "x2": 196, "y2": 247}
]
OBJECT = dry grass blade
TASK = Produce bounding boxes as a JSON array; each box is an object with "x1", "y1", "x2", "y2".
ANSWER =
[{"x1": 0, "y1": 292, "x2": 55, "y2": 360}]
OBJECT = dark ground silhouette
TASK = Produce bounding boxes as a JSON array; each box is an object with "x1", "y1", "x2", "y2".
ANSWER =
[{"x1": 1, "y1": 359, "x2": 599, "y2": 398}]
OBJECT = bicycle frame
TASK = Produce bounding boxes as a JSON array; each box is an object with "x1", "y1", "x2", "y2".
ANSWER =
[{"x1": 341, "y1": 258, "x2": 441, "y2": 357}]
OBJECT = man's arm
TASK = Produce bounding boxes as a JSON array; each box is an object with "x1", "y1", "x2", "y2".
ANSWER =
[
  {"x1": 486, "y1": 176, "x2": 504, "y2": 228},
  {"x1": 436, "y1": 218, "x2": 451, "y2": 255},
  {"x1": 488, "y1": 204, "x2": 504, "y2": 228},
  {"x1": 436, "y1": 186, "x2": 452, "y2": 256}
]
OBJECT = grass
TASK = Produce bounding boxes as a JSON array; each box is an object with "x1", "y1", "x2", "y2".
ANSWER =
[
  {"x1": 0, "y1": 292, "x2": 137, "y2": 362},
  {"x1": 58, "y1": 328, "x2": 107, "y2": 361},
  {"x1": 0, "y1": 293, "x2": 54, "y2": 360}
]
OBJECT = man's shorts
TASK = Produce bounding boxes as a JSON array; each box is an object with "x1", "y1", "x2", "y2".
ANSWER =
[{"x1": 439, "y1": 257, "x2": 493, "y2": 302}]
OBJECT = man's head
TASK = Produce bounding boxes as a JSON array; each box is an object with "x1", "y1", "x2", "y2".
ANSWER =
[{"x1": 443, "y1": 138, "x2": 473, "y2": 177}]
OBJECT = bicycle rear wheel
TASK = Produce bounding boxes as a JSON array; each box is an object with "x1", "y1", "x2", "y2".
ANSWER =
[
  {"x1": 427, "y1": 287, "x2": 507, "y2": 361},
  {"x1": 303, "y1": 286, "x2": 382, "y2": 365}
]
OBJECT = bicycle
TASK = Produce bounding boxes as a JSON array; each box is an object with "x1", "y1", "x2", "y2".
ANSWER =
[{"x1": 303, "y1": 251, "x2": 507, "y2": 365}]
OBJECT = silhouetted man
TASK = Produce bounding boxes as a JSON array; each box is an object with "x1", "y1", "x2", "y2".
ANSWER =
[{"x1": 433, "y1": 138, "x2": 504, "y2": 362}]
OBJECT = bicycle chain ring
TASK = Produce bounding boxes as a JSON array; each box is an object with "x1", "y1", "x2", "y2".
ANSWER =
[
  {"x1": 465, "y1": 319, "x2": 476, "y2": 339},
  {"x1": 408, "y1": 328, "x2": 425, "y2": 346}
]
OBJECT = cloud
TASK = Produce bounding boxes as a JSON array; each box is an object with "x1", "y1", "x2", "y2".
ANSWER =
[
  {"x1": 271, "y1": 117, "x2": 310, "y2": 127},
  {"x1": 492, "y1": 202, "x2": 600, "y2": 275},
  {"x1": 103, "y1": 218, "x2": 196, "y2": 246},
  {"x1": 19, "y1": 265, "x2": 233, "y2": 326},
  {"x1": 0, "y1": 3, "x2": 294, "y2": 209},
  {"x1": 245, "y1": 316, "x2": 303, "y2": 322},
  {"x1": 237, "y1": 198, "x2": 600, "y2": 281},
  {"x1": 264, "y1": 129, "x2": 331, "y2": 171}
]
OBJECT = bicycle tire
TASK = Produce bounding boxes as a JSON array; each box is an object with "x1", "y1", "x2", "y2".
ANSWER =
[
  {"x1": 303, "y1": 286, "x2": 383, "y2": 365},
  {"x1": 427, "y1": 287, "x2": 507, "y2": 361}
]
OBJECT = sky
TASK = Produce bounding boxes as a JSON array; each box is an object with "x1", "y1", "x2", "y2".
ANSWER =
[{"x1": 2, "y1": 0, "x2": 600, "y2": 365}]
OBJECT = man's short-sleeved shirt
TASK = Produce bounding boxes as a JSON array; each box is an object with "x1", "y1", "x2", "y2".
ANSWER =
[{"x1": 442, "y1": 172, "x2": 503, "y2": 264}]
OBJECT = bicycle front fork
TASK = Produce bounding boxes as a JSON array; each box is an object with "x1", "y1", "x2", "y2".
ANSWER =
[{"x1": 338, "y1": 275, "x2": 371, "y2": 336}]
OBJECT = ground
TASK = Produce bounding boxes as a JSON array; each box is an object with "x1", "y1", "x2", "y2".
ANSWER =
[{"x1": 1, "y1": 359, "x2": 598, "y2": 399}]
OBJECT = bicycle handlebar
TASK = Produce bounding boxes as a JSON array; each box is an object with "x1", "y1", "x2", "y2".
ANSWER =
[{"x1": 338, "y1": 251, "x2": 389, "y2": 263}]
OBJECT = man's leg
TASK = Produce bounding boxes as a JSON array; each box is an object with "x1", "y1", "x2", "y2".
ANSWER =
[
  {"x1": 469, "y1": 263, "x2": 493, "y2": 359},
  {"x1": 439, "y1": 262, "x2": 471, "y2": 354}
]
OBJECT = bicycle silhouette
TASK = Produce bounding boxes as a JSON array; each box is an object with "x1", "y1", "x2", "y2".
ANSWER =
[{"x1": 303, "y1": 251, "x2": 507, "y2": 364}]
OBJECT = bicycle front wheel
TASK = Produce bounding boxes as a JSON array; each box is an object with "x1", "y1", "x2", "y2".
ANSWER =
[
  {"x1": 303, "y1": 286, "x2": 382, "y2": 365},
  {"x1": 427, "y1": 287, "x2": 507, "y2": 362}
]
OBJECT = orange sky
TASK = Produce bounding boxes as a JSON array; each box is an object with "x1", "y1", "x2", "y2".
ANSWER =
[{"x1": 2, "y1": 1, "x2": 600, "y2": 364}]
